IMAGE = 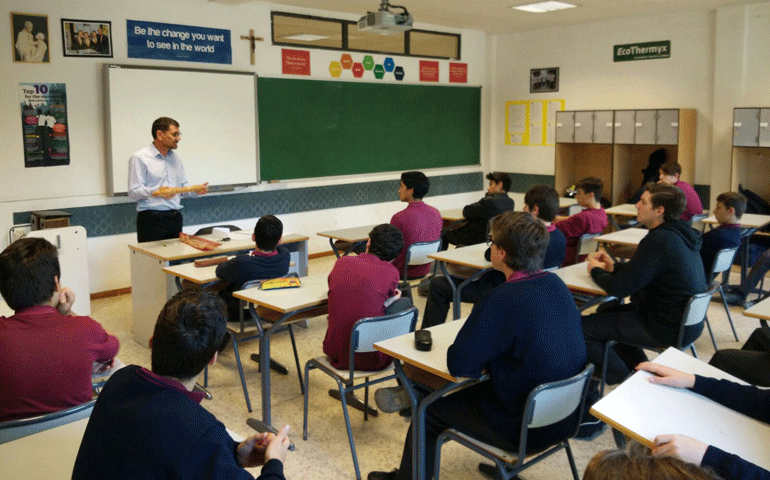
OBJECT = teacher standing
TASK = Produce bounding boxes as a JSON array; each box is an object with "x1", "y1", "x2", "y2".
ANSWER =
[{"x1": 128, "y1": 117, "x2": 207, "y2": 242}]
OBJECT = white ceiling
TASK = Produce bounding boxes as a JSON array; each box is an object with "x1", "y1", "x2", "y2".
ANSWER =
[{"x1": 206, "y1": 0, "x2": 766, "y2": 34}]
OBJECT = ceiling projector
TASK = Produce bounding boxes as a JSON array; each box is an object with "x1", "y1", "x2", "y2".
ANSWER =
[{"x1": 358, "y1": 1, "x2": 413, "y2": 34}]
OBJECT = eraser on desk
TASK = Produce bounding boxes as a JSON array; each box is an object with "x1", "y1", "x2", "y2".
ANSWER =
[
  {"x1": 211, "y1": 227, "x2": 229, "y2": 239},
  {"x1": 415, "y1": 329, "x2": 432, "y2": 351}
]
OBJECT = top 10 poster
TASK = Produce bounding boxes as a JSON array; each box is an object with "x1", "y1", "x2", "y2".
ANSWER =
[{"x1": 19, "y1": 83, "x2": 70, "y2": 168}]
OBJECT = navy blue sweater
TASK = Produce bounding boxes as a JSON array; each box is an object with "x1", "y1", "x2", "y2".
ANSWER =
[
  {"x1": 700, "y1": 224, "x2": 741, "y2": 282},
  {"x1": 215, "y1": 246, "x2": 290, "y2": 287},
  {"x1": 694, "y1": 375, "x2": 770, "y2": 480}
]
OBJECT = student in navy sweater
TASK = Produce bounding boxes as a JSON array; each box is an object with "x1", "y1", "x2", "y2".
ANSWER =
[
  {"x1": 73, "y1": 290, "x2": 291, "y2": 480},
  {"x1": 368, "y1": 212, "x2": 587, "y2": 480},
  {"x1": 637, "y1": 361, "x2": 770, "y2": 480},
  {"x1": 215, "y1": 215, "x2": 290, "y2": 321},
  {"x1": 700, "y1": 191, "x2": 745, "y2": 281}
]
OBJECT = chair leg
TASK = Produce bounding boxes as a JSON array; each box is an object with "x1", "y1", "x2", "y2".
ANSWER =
[
  {"x1": 204, "y1": 364, "x2": 208, "y2": 388},
  {"x1": 434, "y1": 432, "x2": 447, "y2": 480},
  {"x1": 690, "y1": 345, "x2": 698, "y2": 359},
  {"x1": 288, "y1": 325, "x2": 304, "y2": 395},
  {"x1": 704, "y1": 316, "x2": 718, "y2": 352},
  {"x1": 564, "y1": 441, "x2": 580, "y2": 480},
  {"x1": 232, "y1": 338, "x2": 252, "y2": 413},
  {"x1": 719, "y1": 286, "x2": 740, "y2": 342},
  {"x1": 600, "y1": 341, "x2": 615, "y2": 396},
  {"x1": 612, "y1": 428, "x2": 627, "y2": 448},
  {"x1": 364, "y1": 381, "x2": 369, "y2": 422},
  {"x1": 302, "y1": 362, "x2": 316, "y2": 441},
  {"x1": 338, "y1": 382, "x2": 362, "y2": 480}
]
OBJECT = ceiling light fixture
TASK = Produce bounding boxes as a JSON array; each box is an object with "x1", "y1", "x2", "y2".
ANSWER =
[{"x1": 512, "y1": 1, "x2": 577, "y2": 13}]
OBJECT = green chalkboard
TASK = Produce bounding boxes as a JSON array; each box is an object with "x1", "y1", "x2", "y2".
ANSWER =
[{"x1": 257, "y1": 77, "x2": 481, "y2": 180}]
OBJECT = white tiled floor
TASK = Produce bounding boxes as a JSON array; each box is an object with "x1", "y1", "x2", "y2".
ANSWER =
[{"x1": 93, "y1": 255, "x2": 762, "y2": 479}]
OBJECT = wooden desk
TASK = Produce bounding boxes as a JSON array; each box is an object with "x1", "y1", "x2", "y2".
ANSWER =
[
  {"x1": 375, "y1": 319, "x2": 484, "y2": 480},
  {"x1": 233, "y1": 274, "x2": 329, "y2": 428},
  {"x1": 440, "y1": 208, "x2": 465, "y2": 223},
  {"x1": 595, "y1": 228, "x2": 648, "y2": 248},
  {"x1": 440, "y1": 197, "x2": 576, "y2": 223},
  {"x1": 428, "y1": 244, "x2": 491, "y2": 320},
  {"x1": 0, "y1": 417, "x2": 88, "y2": 479},
  {"x1": 317, "y1": 224, "x2": 377, "y2": 258},
  {"x1": 605, "y1": 203, "x2": 638, "y2": 231},
  {"x1": 129, "y1": 233, "x2": 309, "y2": 346},
  {"x1": 590, "y1": 347, "x2": 770, "y2": 472},
  {"x1": 162, "y1": 260, "x2": 223, "y2": 289},
  {"x1": 743, "y1": 295, "x2": 770, "y2": 329},
  {"x1": 703, "y1": 213, "x2": 770, "y2": 285},
  {"x1": 553, "y1": 262, "x2": 607, "y2": 296}
]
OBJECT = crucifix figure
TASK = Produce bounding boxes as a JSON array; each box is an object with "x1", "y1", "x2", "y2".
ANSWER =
[{"x1": 240, "y1": 29, "x2": 263, "y2": 65}]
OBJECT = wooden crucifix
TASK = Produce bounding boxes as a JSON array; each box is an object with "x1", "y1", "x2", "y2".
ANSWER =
[{"x1": 240, "y1": 29, "x2": 263, "y2": 65}]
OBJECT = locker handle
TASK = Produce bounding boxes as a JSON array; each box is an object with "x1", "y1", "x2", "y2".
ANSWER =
[
  {"x1": 556, "y1": 123, "x2": 563, "y2": 127},
  {"x1": 575, "y1": 123, "x2": 582, "y2": 127},
  {"x1": 734, "y1": 122, "x2": 742, "y2": 127},
  {"x1": 605, "y1": 123, "x2": 613, "y2": 127},
  {"x1": 670, "y1": 122, "x2": 678, "y2": 127},
  {"x1": 614, "y1": 123, "x2": 622, "y2": 127},
  {"x1": 635, "y1": 122, "x2": 643, "y2": 127},
  {"x1": 761, "y1": 123, "x2": 769, "y2": 128}
]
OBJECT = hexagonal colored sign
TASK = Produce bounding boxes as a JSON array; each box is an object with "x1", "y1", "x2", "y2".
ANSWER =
[
  {"x1": 340, "y1": 54, "x2": 353, "y2": 69},
  {"x1": 352, "y1": 62, "x2": 365, "y2": 78},
  {"x1": 383, "y1": 57, "x2": 395, "y2": 72},
  {"x1": 373, "y1": 64, "x2": 386, "y2": 79},
  {"x1": 329, "y1": 61, "x2": 342, "y2": 78},
  {"x1": 362, "y1": 55, "x2": 375, "y2": 70},
  {"x1": 394, "y1": 66, "x2": 405, "y2": 81}
]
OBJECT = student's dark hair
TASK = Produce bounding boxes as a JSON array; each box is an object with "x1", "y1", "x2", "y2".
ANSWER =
[
  {"x1": 151, "y1": 116, "x2": 179, "y2": 140},
  {"x1": 151, "y1": 289, "x2": 227, "y2": 380},
  {"x1": 716, "y1": 192, "x2": 747, "y2": 219},
  {"x1": 401, "y1": 171, "x2": 430, "y2": 199},
  {"x1": 490, "y1": 211, "x2": 549, "y2": 272},
  {"x1": 659, "y1": 161, "x2": 682, "y2": 177},
  {"x1": 254, "y1": 215, "x2": 283, "y2": 251},
  {"x1": 583, "y1": 441, "x2": 724, "y2": 480},
  {"x1": 486, "y1": 172, "x2": 512, "y2": 192},
  {"x1": 524, "y1": 184, "x2": 559, "y2": 222},
  {"x1": 644, "y1": 182, "x2": 686, "y2": 222},
  {"x1": 0, "y1": 237, "x2": 60, "y2": 311},
  {"x1": 368, "y1": 224, "x2": 405, "y2": 262},
  {"x1": 577, "y1": 177, "x2": 603, "y2": 201}
]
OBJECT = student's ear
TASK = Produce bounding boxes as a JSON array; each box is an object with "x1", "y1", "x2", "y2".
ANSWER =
[
  {"x1": 365, "y1": 239, "x2": 371, "y2": 253},
  {"x1": 252, "y1": 233, "x2": 256, "y2": 242},
  {"x1": 53, "y1": 275, "x2": 61, "y2": 292},
  {"x1": 530, "y1": 205, "x2": 540, "y2": 219},
  {"x1": 209, "y1": 351, "x2": 218, "y2": 367}
]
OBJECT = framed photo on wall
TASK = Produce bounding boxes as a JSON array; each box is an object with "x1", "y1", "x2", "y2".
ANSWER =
[
  {"x1": 530, "y1": 67, "x2": 559, "y2": 93},
  {"x1": 11, "y1": 12, "x2": 49, "y2": 63},
  {"x1": 61, "y1": 19, "x2": 112, "y2": 57}
]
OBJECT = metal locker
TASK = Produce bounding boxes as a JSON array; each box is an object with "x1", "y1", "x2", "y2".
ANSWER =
[
  {"x1": 556, "y1": 111, "x2": 575, "y2": 143},
  {"x1": 656, "y1": 109, "x2": 679, "y2": 145},
  {"x1": 634, "y1": 110, "x2": 656, "y2": 144},
  {"x1": 733, "y1": 108, "x2": 760, "y2": 147},
  {"x1": 614, "y1": 110, "x2": 635, "y2": 144},
  {"x1": 593, "y1": 111, "x2": 614, "y2": 144},
  {"x1": 759, "y1": 109, "x2": 770, "y2": 147},
  {"x1": 574, "y1": 111, "x2": 594, "y2": 143}
]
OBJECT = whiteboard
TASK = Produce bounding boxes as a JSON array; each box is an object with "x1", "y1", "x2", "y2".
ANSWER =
[{"x1": 106, "y1": 65, "x2": 258, "y2": 195}]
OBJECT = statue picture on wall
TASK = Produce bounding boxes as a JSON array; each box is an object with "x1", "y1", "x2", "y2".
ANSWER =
[
  {"x1": 61, "y1": 19, "x2": 113, "y2": 57},
  {"x1": 11, "y1": 12, "x2": 49, "y2": 63},
  {"x1": 530, "y1": 67, "x2": 559, "y2": 93}
]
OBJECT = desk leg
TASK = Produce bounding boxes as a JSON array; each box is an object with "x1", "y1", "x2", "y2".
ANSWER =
[
  {"x1": 329, "y1": 238, "x2": 341, "y2": 258},
  {"x1": 438, "y1": 262, "x2": 460, "y2": 320},
  {"x1": 740, "y1": 229, "x2": 758, "y2": 286}
]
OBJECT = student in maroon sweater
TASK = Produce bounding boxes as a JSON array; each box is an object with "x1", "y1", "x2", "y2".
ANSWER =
[
  {"x1": 555, "y1": 176, "x2": 608, "y2": 266},
  {"x1": 659, "y1": 161, "x2": 703, "y2": 221}
]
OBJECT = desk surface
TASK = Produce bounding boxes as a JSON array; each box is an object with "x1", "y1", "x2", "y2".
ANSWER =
[
  {"x1": 162, "y1": 259, "x2": 229, "y2": 285},
  {"x1": 233, "y1": 273, "x2": 328, "y2": 313},
  {"x1": 702, "y1": 213, "x2": 770, "y2": 229},
  {"x1": 553, "y1": 262, "x2": 607, "y2": 296},
  {"x1": 129, "y1": 232, "x2": 308, "y2": 262},
  {"x1": 427, "y1": 243, "x2": 490, "y2": 270},
  {"x1": 316, "y1": 225, "x2": 377, "y2": 242},
  {"x1": 605, "y1": 203, "x2": 638, "y2": 217},
  {"x1": 0, "y1": 417, "x2": 89, "y2": 478},
  {"x1": 596, "y1": 228, "x2": 648, "y2": 247},
  {"x1": 440, "y1": 197, "x2": 575, "y2": 222},
  {"x1": 591, "y1": 347, "x2": 770, "y2": 471},
  {"x1": 743, "y1": 296, "x2": 770, "y2": 320},
  {"x1": 374, "y1": 319, "x2": 467, "y2": 382}
]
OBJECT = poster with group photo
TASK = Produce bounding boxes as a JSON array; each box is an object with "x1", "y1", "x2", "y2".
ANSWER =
[{"x1": 19, "y1": 83, "x2": 70, "y2": 167}]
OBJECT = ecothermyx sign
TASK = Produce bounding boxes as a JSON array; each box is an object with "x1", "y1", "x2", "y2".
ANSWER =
[{"x1": 614, "y1": 41, "x2": 670, "y2": 62}]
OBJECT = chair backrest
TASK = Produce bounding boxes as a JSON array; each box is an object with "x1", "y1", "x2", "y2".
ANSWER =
[
  {"x1": 404, "y1": 240, "x2": 442, "y2": 280},
  {"x1": 194, "y1": 225, "x2": 242, "y2": 236},
  {"x1": 0, "y1": 399, "x2": 95, "y2": 444},
  {"x1": 711, "y1": 247, "x2": 738, "y2": 277},
  {"x1": 577, "y1": 232, "x2": 601, "y2": 257},
  {"x1": 348, "y1": 307, "x2": 419, "y2": 369},
  {"x1": 676, "y1": 286, "x2": 719, "y2": 348},
  {"x1": 516, "y1": 364, "x2": 594, "y2": 459}
]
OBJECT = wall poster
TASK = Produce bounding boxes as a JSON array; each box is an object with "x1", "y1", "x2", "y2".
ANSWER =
[{"x1": 19, "y1": 83, "x2": 70, "y2": 167}]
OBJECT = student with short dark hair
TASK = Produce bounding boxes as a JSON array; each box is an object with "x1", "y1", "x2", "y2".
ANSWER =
[
  {"x1": 215, "y1": 215, "x2": 290, "y2": 320},
  {"x1": 72, "y1": 290, "x2": 291, "y2": 480},
  {"x1": 441, "y1": 172, "x2": 514, "y2": 248},
  {"x1": 0, "y1": 237, "x2": 119, "y2": 422},
  {"x1": 324, "y1": 224, "x2": 412, "y2": 371},
  {"x1": 368, "y1": 212, "x2": 587, "y2": 480},
  {"x1": 659, "y1": 161, "x2": 704, "y2": 221},
  {"x1": 555, "y1": 176, "x2": 608, "y2": 266},
  {"x1": 700, "y1": 192, "x2": 745, "y2": 280},
  {"x1": 390, "y1": 171, "x2": 442, "y2": 278}
]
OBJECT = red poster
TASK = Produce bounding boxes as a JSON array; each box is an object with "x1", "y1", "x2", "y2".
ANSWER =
[
  {"x1": 449, "y1": 62, "x2": 468, "y2": 83},
  {"x1": 282, "y1": 49, "x2": 310, "y2": 76},
  {"x1": 419, "y1": 60, "x2": 439, "y2": 82}
]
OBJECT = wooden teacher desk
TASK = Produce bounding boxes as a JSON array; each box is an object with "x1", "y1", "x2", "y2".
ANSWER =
[
  {"x1": 128, "y1": 232, "x2": 309, "y2": 347},
  {"x1": 428, "y1": 243, "x2": 491, "y2": 320},
  {"x1": 591, "y1": 347, "x2": 770, "y2": 472}
]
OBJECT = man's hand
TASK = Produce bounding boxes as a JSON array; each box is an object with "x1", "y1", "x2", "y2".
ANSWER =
[
  {"x1": 652, "y1": 434, "x2": 708, "y2": 465},
  {"x1": 57, "y1": 287, "x2": 76, "y2": 315},
  {"x1": 236, "y1": 424, "x2": 291, "y2": 468},
  {"x1": 587, "y1": 251, "x2": 614, "y2": 273},
  {"x1": 265, "y1": 424, "x2": 291, "y2": 464},
  {"x1": 636, "y1": 362, "x2": 696, "y2": 389},
  {"x1": 193, "y1": 182, "x2": 208, "y2": 195},
  {"x1": 154, "y1": 186, "x2": 176, "y2": 199}
]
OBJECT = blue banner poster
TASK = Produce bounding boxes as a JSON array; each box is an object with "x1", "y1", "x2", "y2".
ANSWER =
[
  {"x1": 19, "y1": 83, "x2": 70, "y2": 168},
  {"x1": 127, "y1": 20, "x2": 231, "y2": 64}
]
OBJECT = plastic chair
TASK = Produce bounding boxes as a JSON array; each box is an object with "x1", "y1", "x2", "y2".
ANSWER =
[
  {"x1": 0, "y1": 399, "x2": 96, "y2": 444},
  {"x1": 193, "y1": 225, "x2": 241, "y2": 236},
  {"x1": 302, "y1": 307, "x2": 419, "y2": 480},
  {"x1": 402, "y1": 240, "x2": 442, "y2": 290},
  {"x1": 599, "y1": 285, "x2": 718, "y2": 395},
  {"x1": 434, "y1": 364, "x2": 594, "y2": 480},
  {"x1": 704, "y1": 247, "x2": 740, "y2": 350}
]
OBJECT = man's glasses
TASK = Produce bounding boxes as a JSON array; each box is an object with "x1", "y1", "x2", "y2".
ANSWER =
[{"x1": 486, "y1": 234, "x2": 495, "y2": 246}]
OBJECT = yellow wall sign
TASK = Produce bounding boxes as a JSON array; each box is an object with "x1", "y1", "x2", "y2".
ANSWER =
[{"x1": 505, "y1": 99, "x2": 565, "y2": 146}]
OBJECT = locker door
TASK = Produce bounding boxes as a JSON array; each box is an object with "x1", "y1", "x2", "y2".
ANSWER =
[
  {"x1": 556, "y1": 111, "x2": 575, "y2": 143},
  {"x1": 656, "y1": 110, "x2": 679, "y2": 145},
  {"x1": 733, "y1": 108, "x2": 760, "y2": 147},
  {"x1": 574, "y1": 111, "x2": 594, "y2": 143},
  {"x1": 614, "y1": 110, "x2": 635, "y2": 144},
  {"x1": 759, "y1": 109, "x2": 770, "y2": 147},
  {"x1": 593, "y1": 111, "x2": 614, "y2": 144},
  {"x1": 634, "y1": 110, "x2": 656, "y2": 144}
]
